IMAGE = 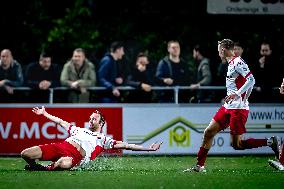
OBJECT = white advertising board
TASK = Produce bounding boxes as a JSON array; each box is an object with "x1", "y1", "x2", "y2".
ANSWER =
[
  {"x1": 123, "y1": 105, "x2": 284, "y2": 155},
  {"x1": 207, "y1": 0, "x2": 284, "y2": 15}
]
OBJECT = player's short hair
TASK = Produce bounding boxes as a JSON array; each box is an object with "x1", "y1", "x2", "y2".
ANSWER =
[
  {"x1": 218, "y1": 39, "x2": 234, "y2": 50},
  {"x1": 94, "y1": 110, "x2": 105, "y2": 127}
]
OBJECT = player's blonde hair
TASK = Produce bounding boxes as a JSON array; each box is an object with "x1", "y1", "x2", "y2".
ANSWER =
[{"x1": 218, "y1": 39, "x2": 234, "y2": 50}]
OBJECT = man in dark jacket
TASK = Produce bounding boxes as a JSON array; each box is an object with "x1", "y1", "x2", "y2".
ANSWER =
[
  {"x1": 125, "y1": 52, "x2": 155, "y2": 103},
  {"x1": 25, "y1": 52, "x2": 61, "y2": 102},
  {"x1": 155, "y1": 40, "x2": 190, "y2": 103},
  {"x1": 0, "y1": 49, "x2": 23, "y2": 102},
  {"x1": 190, "y1": 44, "x2": 212, "y2": 103},
  {"x1": 98, "y1": 41, "x2": 125, "y2": 103}
]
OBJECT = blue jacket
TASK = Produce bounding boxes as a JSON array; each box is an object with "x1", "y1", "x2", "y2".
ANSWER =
[{"x1": 98, "y1": 53, "x2": 118, "y2": 90}]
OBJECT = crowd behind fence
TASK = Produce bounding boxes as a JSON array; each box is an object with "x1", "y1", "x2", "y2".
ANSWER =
[{"x1": 1, "y1": 41, "x2": 283, "y2": 104}]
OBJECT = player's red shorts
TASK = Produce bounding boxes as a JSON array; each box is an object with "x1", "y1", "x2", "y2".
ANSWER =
[
  {"x1": 39, "y1": 141, "x2": 83, "y2": 167},
  {"x1": 213, "y1": 105, "x2": 249, "y2": 135}
]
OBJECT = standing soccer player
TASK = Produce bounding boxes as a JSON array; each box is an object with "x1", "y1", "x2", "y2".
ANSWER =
[
  {"x1": 21, "y1": 106, "x2": 162, "y2": 171},
  {"x1": 184, "y1": 39, "x2": 280, "y2": 173}
]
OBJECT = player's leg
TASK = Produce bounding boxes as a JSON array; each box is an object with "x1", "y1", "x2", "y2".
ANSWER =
[
  {"x1": 229, "y1": 109, "x2": 280, "y2": 151},
  {"x1": 230, "y1": 134, "x2": 269, "y2": 150},
  {"x1": 231, "y1": 134, "x2": 281, "y2": 157},
  {"x1": 198, "y1": 119, "x2": 222, "y2": 164},
  {"x1": 45, "y1": 141, "x2": 83, "y2": 171},
  {"x1": 21, "y1": 146, "x2": 43, "y2": 167},
  {"x1": 229, "y1": 109, "x2": 266, "y2": 149},
  {"x1": 184, "y1": 119, "x2": 222, "y2": 172},
  {"x1": 196, "y1": 106, "x2": 230, "y2": 166},
  {"x1": 46, "y1": 157, "x2": 73, "y2": 170},
  {"x1": 202, "y1": 120, "x2": 222, "y2": 149},
  {"x1": 22, "y1": 143, "x2": 65, "y2": 171},
  {"x1": 184, "y1": 106, "x2": 228, "y2": 172}
]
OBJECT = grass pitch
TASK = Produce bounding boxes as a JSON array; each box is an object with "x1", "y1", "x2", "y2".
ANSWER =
[{"x1": 0, "y1": 155, "x2": 283, "y2": 189}]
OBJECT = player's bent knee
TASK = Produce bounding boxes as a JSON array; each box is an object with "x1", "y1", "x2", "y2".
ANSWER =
[
  {"x1": 231, "y1": 137, "x2": 244, "y2": 150},
  {"x1": 21, "y1": 146, "x2": 42, "y2": 159},
  {"x1": 20, "y1": 149, "x2": 29, "y2": 158},
  {"x1": 21, "y1": 148, "x2": 34, "y2": 158}
]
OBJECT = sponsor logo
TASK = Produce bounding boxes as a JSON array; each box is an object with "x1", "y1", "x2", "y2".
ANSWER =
[
  {"x1": 169, "y1": 125, "x2": 190, "y2": 147},
  {"x1": 127, "y1": 117, "x2": 199, "y2": 147}
]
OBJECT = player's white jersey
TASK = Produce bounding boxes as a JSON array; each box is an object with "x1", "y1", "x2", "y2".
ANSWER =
[
  {"x1": 224, "y1": 56, "x2": 255, "y2": 109},
  {"x1": 67, "y1": 125, "x2": 116, "y2": 165}
]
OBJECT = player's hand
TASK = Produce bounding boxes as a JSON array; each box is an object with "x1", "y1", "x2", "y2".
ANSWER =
[
  {"x1": 224, "y1": 93, "x2": 237, "y2": 104},
  {"x1": 149, "y1": 142, "x2": 163, "y2": 151},
  {"x1": 32, "y1": 106, "x2": 46, "y2": 115}
]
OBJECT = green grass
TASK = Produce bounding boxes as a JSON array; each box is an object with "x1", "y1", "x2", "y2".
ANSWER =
[{"x1": 0, "y1": 156, "x2": 283, "y2": 189}]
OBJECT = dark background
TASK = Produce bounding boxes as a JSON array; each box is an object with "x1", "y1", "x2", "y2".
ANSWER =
[{"x1": 0, "y1": 0, "x2": 283, "y2": 69}]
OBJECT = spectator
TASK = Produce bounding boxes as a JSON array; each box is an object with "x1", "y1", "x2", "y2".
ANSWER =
[
  {"x1": 98, "y1": 41, "x2": 125, "y2": 103},
  {"x1": 60, "y1": 48, "x2": 96, "y2": 103},
  {"x1": 233, "y1": 42, "x2": 244, "y2": 57},
  {"x1": 0, "y1": 49, "x2": 23, "y2": 102},
  {"x1": 155, "y1": 40, "x2": 190, "y2": 103},
  {"x1": 251, "y1": 41, "x2": 280, "y2": 102},
  {"x1": 125, "y1": 52, "x2": 155, "y2": 103},
  {"x1": 190, "y1": 44, "x2": 212, "y2": 103},
  {"x1": 25, "y1": 52, "x2": 61, "y2": 102}
]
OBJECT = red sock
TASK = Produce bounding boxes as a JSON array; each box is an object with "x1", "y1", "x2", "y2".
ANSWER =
[
  {"x1": 197, "y1": 147, "x2": 209, "y2": 166},
  {"x1": 241, "y1": 138, "x2": 267, "y2": 149}
]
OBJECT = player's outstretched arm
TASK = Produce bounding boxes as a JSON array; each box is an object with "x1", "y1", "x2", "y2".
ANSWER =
[
  {"x1": 32, "y1": 106, "x2": 71, "y2": 131},
  {"x1": 113, "y1": 141, "x2": 163, "y2": 151}
]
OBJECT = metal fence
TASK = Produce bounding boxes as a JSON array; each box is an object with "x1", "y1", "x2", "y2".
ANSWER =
[{"x1": 12, "y1": 86, "x2": 281, "y2": 104}]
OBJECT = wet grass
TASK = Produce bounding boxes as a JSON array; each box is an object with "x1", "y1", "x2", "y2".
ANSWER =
[{"x1": 0, "y1": 156, "x2": 283, "y2": 189}]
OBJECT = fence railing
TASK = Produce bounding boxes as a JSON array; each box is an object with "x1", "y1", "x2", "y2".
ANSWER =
[{"x1": 12, "y1": 86, "x2": 280, "y2": 104}]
